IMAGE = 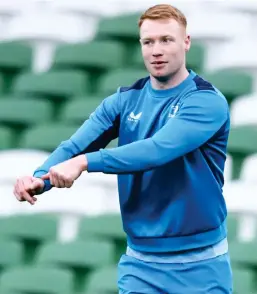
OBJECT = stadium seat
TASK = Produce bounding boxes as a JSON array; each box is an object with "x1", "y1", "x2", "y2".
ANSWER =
[
  {"x1": 18, "y1": 123, "x2": 79, "y2": 152},
  {"x1": 0, "y1": 266, "x2": 73, "y2": 294},
  {"x1": 97, "y1": 68, "x2": 148, "y2": 96},
  {"x1": 0, "y1": 97, "x2": 53, "y2": 129},
  {"x1": 0, "y1": 126, "x2": 14, "y2": 149},
  {"x1": 12, "y1": 70, "x2": 89, "y2": 105},
  {"x1": 96, "y1": 13, "x2": 140, "y2": 41},
  {"x1": 36, "y1": 239, "x2": 115, "y2": 291},
  {"x1": 78, "y1": 214, "x2": 126, "y2": 262},
  {"x1": 203, "y1": 69, "x2": 253, "y2": 105},
  {"x1": 0, "y1": 214, "x2": 58, "y2": 263},
  {"x1": 85, "y1": 265, "x2": 117, "y2": 293},
  {"x1": 240, "y1": 154, "x2": 257, "y2": 183},
  {"x1": 60, "y1": 97, "x2": 104, "y2": 124},
  {"x1": 226, "y1": 213, "x2": 239, "y2": 242},
  {"x1": 0, "y1": 41, "x2": 32, "y2": 92},
  {"x1": 0, "y1": 149, "x2": 50, "y2": 185},
  {"x1": 227, "y1": 125, "x2": 257, "y2": 178},
  {"x1": 6, "y1": 7, "x2": 94, "y2": 72},
  {"x1": 224, "y1": 154, "x2": 233, "y2": 182},
  {"x1": 0, "y1": 240, "x2": 23, "y2": 269},
  {"x1": 230, "y1": 94, "x2": 257, "y2": 126},
  {"x1": 51, "y1": 0, "x2": 127, "y2": 17},
  {"x1": 229, "y1": 241, "x2": 257, "y2": 267},
  {"x1": 232, "y1": 267, "x2": 256, "y2": 294},
  {"x1": 53, "y1": 40, "x2": 125, "y2": 72}
]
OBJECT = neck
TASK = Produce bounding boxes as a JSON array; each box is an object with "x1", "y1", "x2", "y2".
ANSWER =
[{"x1": 150, "y1": 66, "x2": 189, "y2": 90}]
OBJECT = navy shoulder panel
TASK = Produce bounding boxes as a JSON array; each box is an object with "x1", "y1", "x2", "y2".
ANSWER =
[
  {"x1": 120, "y1": 76, "x2": 149, "y2": 92},
  {"x1": 193, "y1": 75, "x2": 216, "y2": 92}
]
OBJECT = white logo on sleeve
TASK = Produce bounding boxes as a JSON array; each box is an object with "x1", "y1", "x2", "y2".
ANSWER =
[
  {"x1": 168, "y1": 104, "x2": 180, "y2": 118},
  {"x1": 128, "y1": 111, "x2": 142, "y2": 122}
]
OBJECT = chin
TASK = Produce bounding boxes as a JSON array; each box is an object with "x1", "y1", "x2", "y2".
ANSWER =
[{"x1": 152, "y1": 72, "x2": 170, "y2": 82}]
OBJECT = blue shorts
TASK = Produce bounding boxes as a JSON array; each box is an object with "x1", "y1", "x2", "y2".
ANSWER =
[{"x1": 118, "y1": 252, "x2": 233, "y2": 294}]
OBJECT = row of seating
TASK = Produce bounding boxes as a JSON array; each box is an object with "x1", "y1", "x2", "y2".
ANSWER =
[
  {"x1": 0, "y1": 213, "x2": 255, "y2": 294},
  {"x1": 0, "y1": 40, "x2": 254, "y2": 101}
]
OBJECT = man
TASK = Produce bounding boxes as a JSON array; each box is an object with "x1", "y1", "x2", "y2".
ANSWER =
[{"x1": 13, "y1": 4, "x2": 232, "y2": 293}]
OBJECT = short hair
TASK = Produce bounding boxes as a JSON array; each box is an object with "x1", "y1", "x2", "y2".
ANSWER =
[{"x1": 138, "y1": 4, "x2": 187, "y2": 28}]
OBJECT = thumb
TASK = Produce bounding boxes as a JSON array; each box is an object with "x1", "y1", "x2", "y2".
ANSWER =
[
  {"x1": 30, "y1": 178, "x2": 44, "y2": 190},
  {"x1": 41, "y1": 173, "x2": 50, "y2": 180}
]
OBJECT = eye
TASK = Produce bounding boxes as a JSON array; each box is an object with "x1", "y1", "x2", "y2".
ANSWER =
[
  {"x1": 143, "y1": 40, "x2": 152, "y2": 46},
  {"x1": 162, "y1": 38, "x2": 171, "y2": 43}
]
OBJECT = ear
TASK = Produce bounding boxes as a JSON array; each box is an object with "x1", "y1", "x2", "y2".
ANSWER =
[{"x1": 185, "y1": 34, "x2": 191, "y2": 52}]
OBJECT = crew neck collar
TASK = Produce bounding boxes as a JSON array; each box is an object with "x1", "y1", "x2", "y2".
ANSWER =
[{"x1": 148, "y1": 69, "x2": 196, "y2": 98}]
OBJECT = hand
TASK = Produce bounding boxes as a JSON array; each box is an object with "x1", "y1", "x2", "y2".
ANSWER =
[
  {"x1": 13, "y1": 176, "x2": 45, "y2": 205},
  {"x1": 41, "y1": 155, "x2": 87, "y2": 188}
]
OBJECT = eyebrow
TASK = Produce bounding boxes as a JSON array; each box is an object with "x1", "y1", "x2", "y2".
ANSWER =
[{"x1": 141, "y1": 35, "x2": 175, "y2": 41}]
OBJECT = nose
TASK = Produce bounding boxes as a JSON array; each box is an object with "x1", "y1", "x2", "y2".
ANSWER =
[{"x1": 152, "y1": 43, "x2": 163, "y2": 57}]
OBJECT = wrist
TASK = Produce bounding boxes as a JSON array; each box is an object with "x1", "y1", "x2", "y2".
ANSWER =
[{"x1": 76, "y1": 154, "x2": 88, "y2": 171}]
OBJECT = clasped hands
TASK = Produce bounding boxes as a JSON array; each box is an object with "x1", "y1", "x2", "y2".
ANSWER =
[{"x1": 13, "y1": 155, "x2": 88, "y2": 205}]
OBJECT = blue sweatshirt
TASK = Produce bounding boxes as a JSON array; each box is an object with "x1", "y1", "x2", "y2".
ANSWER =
[{"x1": 34, "y1": 69, "x2": 230, "y2": 253}]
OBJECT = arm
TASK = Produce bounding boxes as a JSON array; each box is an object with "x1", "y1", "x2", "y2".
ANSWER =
[
  {"x1": 33, "y1": 92, "x2": 121, "y2": 192},
  {"x1": 85, "y1": 91, "x2": 229, "y2": 174}
]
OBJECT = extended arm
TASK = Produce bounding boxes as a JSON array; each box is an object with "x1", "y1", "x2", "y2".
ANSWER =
[
  {"x1": 86, "y1": 91, "x2": 229, "y2": 174},
  {"x1": 33, "y1": 92, "x2": 121, "y2": 192}
]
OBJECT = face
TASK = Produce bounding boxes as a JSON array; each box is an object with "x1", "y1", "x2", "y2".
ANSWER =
[{"x1": 140, "y1": 18, "x2": 190, "y2": 81}]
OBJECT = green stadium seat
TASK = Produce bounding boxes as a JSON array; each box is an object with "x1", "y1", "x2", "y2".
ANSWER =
[
  {"x1": 203, "y1": 69, "x2": 253, "y2": 105},
  {"x1": 233, "y1": 267, "x2": 255, "y2": 293},
  {"x1": 13, "y1": 70, "x2": 89, "y2": 102},
  {"x1": 0, "y1": 266, "x2": 73, "y2": 294},
  {"x1": 0, "y1": 97, "x2": 53, "y2": 129},
  {"x1": 18, "y1": 123, "x2": 79, "y2": 152},
  {"x1": 0, "y1": 240, "x2": 23, "y2": 270},
  {"x1": 0, "y1": 214, "x2": 58, "y2": 263},
  {"x1": 96, "y1": 13, "x2": 140, "y2": 41},
  {"x1": 227, "y1": 213, "x2": 239, "y2": 242},
  {"x1": 78, "y1": 214, "x2": 126, "y2": 262},
  {"x1": 186, "y1": 43, "x2": 205, "y2": 73},
  {"x1": 60, "y1": 98, "x2": 104, "y2": 124},
  {"x1": 98, "y1": 69, "x2": 148, "y2": 96},
  {"x1": 229, "y1": 241, "x2": 257, "y2": 267},
  {"x1": 0, "y1": 41, "x2": 32, "y2": 93},
  {"x1": 0, "y1": 126, "x2": 14, "y2": 149},
  {"x1": 0, "y1": 41, "x2": 32, "y2": 71},
  {"x1": 36, "y1": 239, "x2": 115, "y2": 291},
  {"x1": 53, "y1": 40, "x2": 126, "y2": 72},
  {"x1": 85, "y1": 265, "x2": 117, "y2": 293},
  {"x1": 227, "y1": 125, "x2": 257, "y2": 179},
  {"x1": 0, "y1": 72, "x2": 5, "y2": 94}
]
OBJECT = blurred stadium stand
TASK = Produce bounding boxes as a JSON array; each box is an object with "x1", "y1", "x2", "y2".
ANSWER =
[{"x1": 0, "y1": 0, "x2": 257, "y2": 293}]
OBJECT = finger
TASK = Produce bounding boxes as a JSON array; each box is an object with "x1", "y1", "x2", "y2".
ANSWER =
[
  {"x1": 65, "y1": 179, "x2": 74, "y2": 188},
  {"x1": 41, "y1": 173, "x2": 50, "y2": 180},
  {"x1": 19, "y1": 180, "x2": 35, "y2": 205},
  {"x1": 13, "y1": 188, "x2": 22, "y2": 201}
]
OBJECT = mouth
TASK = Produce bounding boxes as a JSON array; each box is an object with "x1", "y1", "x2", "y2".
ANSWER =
[{"x1": 151, "y1": 61, "x2": 168, "y2": 65}]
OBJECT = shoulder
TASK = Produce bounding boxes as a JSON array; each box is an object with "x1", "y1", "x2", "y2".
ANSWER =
[
  {"x1": 188, "y1": 73, "x2": 228, "y2": 109},
  {"x1": 119, "y1": 76, "x2": 150, "y2": 93}
]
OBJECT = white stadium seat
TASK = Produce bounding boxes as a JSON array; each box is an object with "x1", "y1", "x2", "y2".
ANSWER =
[
  {"x1": 0, "y1": 149, "x2": 50, "y2": 185},
  {"x1": 224, "y1": 154, "x2": 233, "y2": 183},
  {"x1": 240, "y1": 154, "x2": 257, "y2": 184},
  {"x1": 230, "y1": 94, "x2": 257, "y2": 126},
  {"x1": 4, "y1": 8, "x2": 94, "y2": 72}
]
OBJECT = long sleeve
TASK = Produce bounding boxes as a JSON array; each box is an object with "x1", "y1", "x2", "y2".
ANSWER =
[
  {"x1": 86, "y1": 90, "x2": 229, "y2": 174},
  {"x1": 33, "y1": 92, "x2": 121, "y2": 192}
]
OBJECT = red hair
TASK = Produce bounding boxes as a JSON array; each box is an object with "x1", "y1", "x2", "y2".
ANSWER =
[{"x1": 138, "y1": 4, "x2": 187, "y2": 28}]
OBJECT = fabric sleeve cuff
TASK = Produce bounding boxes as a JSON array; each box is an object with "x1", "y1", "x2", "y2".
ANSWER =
[
  {"x1": 86, "y1": 151, "x2": 105, "y2": 172},
  {"x1": 33, "y1": 171, "x2": 52, "y2": 193}
]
